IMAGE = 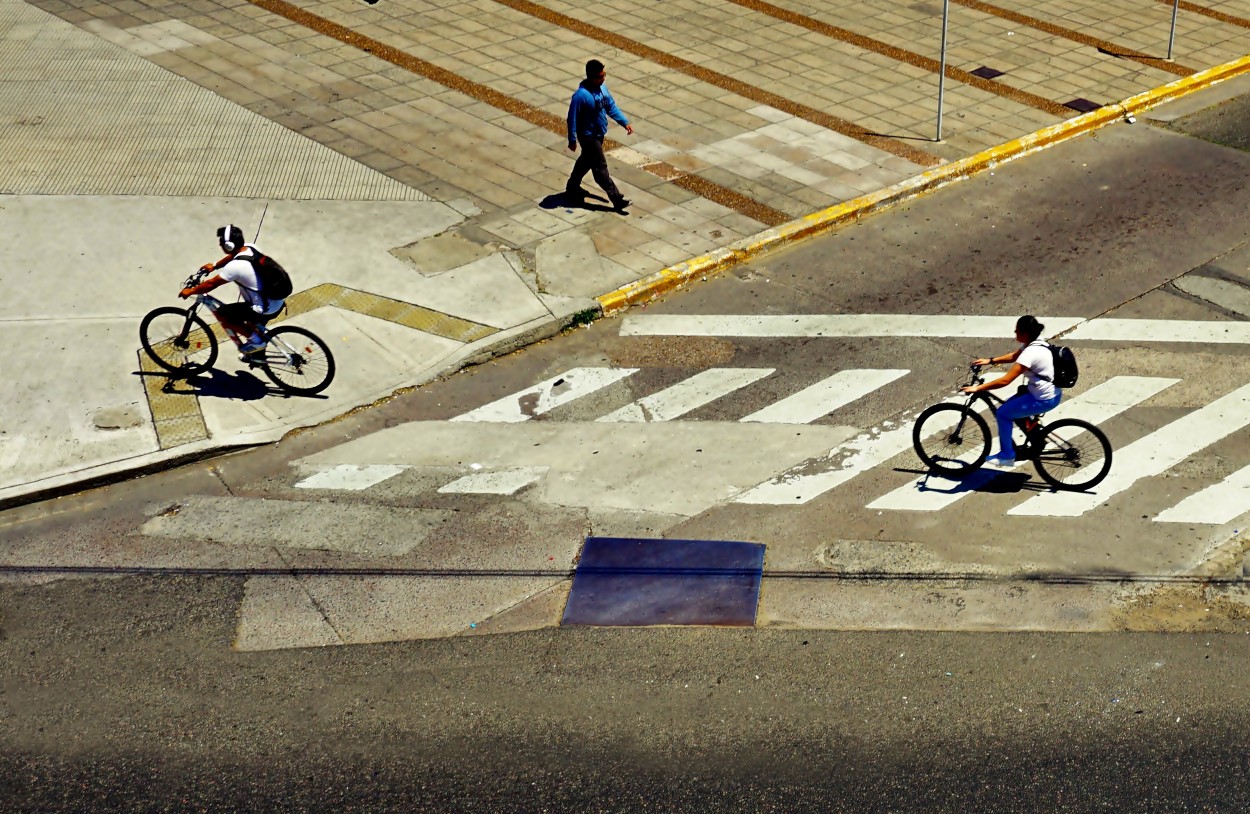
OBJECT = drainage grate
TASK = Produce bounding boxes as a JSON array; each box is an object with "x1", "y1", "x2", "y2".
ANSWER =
[
  {"x1": 1065, "y1": 98, "x2": 1102, "y2": 113},
  {"x1": 970, "y1": 66, "x2": 1005, "y2": 80}
]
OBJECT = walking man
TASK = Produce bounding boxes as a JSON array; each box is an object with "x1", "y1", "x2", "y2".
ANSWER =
[{"x1": 566, "y1": 59, "x2": 633, "y2": 211}]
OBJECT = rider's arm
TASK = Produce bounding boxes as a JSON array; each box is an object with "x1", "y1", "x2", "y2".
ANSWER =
[
  {"x1": 968, "y1": 362, "x2": 1027, "y2": 392},
  {"x1": 180, "y1": 274, "x2": 226, "y2": 299},
  {"x1": 974, "y1": 347, "x2": 1022, "y2": 367}
]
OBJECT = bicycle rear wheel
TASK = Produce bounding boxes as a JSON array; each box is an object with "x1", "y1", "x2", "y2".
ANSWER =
[
  {"x1": 139, "y1": 306, "x2": 218, "y2": 375},
  {"x1": 913, "y1": 403, "x2": 991, "y2": 476},
  {"x1": 1032, "y1": 418, "x2": 1112, "y2": 490},
  {"x1": 259, "y1": 326, "x2": 335, "y2": 395}
]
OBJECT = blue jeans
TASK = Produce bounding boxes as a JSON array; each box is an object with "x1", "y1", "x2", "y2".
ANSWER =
[{"x1": 996, "y1": 391, "x2": 1061, "y2": 458}]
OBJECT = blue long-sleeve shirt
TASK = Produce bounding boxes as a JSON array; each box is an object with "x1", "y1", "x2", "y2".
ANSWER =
[{"x1": 567, "y1": 81, "x2": 629, "y2": 147}]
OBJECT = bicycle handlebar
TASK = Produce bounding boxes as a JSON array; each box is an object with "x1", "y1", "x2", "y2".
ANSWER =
[{"x1": 181, "y1": 268, "x2": 211, "y2": 290}]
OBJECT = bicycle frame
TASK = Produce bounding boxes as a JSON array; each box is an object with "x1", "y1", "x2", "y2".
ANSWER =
[
  {"x1": 956, "y1": 366, "x2": 1045, "y2": 456},
  {"x1": 180, "y1": 269, "x2": 279, "y2": 351}
]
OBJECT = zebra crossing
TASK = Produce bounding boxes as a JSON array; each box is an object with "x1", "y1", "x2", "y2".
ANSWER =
[
  {"x1": 291, "y1": 315, "x2": 1250, "y2": 526},
  {"x1": 294, "y1": 364, "x2": 1250, "y2": 524}
]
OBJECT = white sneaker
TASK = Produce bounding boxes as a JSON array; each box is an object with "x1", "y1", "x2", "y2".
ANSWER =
[{"x1": 985, "y1": 453, "x2": 1017, "y2": 469}]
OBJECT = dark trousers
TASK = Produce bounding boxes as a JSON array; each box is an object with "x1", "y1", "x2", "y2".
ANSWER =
[{"x1": 566, "y1": 135, "x2": 623, "y2": 202}]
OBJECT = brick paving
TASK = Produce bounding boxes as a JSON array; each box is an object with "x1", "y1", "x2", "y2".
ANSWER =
[{"x1": 12, "y1": 0, "x2": 1250, "y2": 282}]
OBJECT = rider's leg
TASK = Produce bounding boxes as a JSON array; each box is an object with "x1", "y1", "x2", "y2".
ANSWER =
[
  {"x1": 996, "y1": 392, "x2": 1062, "y2": 458},
  {"x1": 211, "y1": 304, "x2": 257, "y2": 348}
]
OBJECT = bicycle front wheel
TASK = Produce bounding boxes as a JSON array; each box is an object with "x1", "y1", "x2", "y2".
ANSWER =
[
  {"x1": 913, "y1": 403, "x2": 991, "y2": 476},
  {"x1": 139, "y1": 306, "x2": 218, "y2": 375},
  {"x1": 1032, "y1": 418, "x2": 1112, "y2": 490},
  {"x1": 260, "y1": 326, "x2": 335, "y2": 395}
]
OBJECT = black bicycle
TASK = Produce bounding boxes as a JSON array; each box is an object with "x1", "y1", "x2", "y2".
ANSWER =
[
  {"x1": 912, "y1": 364, "x2": 1112, "y2": 490},
  {"x1": 139, "y1": 268, "x2": 335, "y2": 395}
]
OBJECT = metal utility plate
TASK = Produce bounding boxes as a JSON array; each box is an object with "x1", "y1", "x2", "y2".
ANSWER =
[{"x1": 562, "y1": 537, "x2": 765, "y2": 626}]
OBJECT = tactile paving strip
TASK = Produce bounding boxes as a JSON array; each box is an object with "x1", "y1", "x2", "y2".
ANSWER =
[{"x1": 140, "y1": 285, "x2": 499, "y2": 449}]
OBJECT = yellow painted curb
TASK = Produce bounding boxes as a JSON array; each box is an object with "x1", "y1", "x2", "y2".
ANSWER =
[{"x1": 598, "y1": 53, "x2": 1250, "y2": 315}]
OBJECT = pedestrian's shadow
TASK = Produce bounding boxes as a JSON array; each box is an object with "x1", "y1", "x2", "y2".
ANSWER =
[
  {"x1": 540, "y1": 190, "x2": 617, "y2": 213},
  {"x1": 135, "y1": 368, "x2": 321, "y2": 400}
]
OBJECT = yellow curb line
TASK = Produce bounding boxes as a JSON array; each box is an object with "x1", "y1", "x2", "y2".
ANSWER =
[{"x1": 597, "y1": 53, "x2": 1250, "y2": 315}]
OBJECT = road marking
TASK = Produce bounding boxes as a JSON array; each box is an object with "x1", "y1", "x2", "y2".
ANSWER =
[
  {"x1": 295, "y1": 464, "x2": 408, "y2": 490},
  {"x1": 451, "y1": 367, "x2": 638, "y2": 423},
  {"x1": 621, "y1": 314, "x2": 1082, "y2": 338},
  {"x1": 1154, "y1": 464, "x2": 1250, "y2": 525},
  {"x1": 598, "y1": 368, "x2": 773, "y2": 422},
  {"x1": 732, "y1": 398, "x2": 970, "y2": 504},
  {"x1": 622, "y1": 315, "x2": 1250, "y2": 345},
  {"x1": 867, "y1": 376, "x2": 1179, "y2": 512},
  {"x1": 740, "y1": 369, "x2": 908, "y2": 424},
  {"x1": 438, "y1": 467, "x2": 548, "y2": 495},
  {"x1": 1009, "y1": 381, "x2": 1250, "y2": 517},
  {"x1": 1067, "y1": 319, "x2": 1250, "y2": 344}
]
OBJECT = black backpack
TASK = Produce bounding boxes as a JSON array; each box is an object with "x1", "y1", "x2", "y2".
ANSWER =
[
  {"x1": 1047, "y1": 344, "x2": 1079, "y2": 388},
  {"x1": 241, "y1": 247, "x2": 293, "y2": 301}
]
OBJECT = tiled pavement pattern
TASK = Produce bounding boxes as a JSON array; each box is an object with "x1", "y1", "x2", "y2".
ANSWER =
[
  {"x1": 14, "y1": 0, "x2": 1250, "y2": 277},
  {"x1": 0, "y1": 0, "x2": 429, "y2": 198}
]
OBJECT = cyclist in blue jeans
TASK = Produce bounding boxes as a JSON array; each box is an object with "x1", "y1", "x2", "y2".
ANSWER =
[{"x1": 961, "y1": 315, "x2": 1063, "y2": 468}]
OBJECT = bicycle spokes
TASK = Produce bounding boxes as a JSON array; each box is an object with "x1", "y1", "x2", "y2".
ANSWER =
[{"x1": 1031, "y1": 418, "x2": 1113, "y2": 491}]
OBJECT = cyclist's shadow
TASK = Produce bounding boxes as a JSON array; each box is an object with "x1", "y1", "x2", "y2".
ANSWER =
[
  {"x1": 900, "y1": 467, "x2": 1050, "y2": 495},
  {"x1": 137, "y1": 368, "x2": 294, "y2": 401}
]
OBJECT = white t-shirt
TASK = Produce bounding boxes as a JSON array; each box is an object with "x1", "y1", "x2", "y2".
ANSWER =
[
  {"x1": 1017, "y1": 340, "x2": 1058, "y2": 400},
  {"x1": 217, "y1": 245, "x2": 284, "y2": 315}
]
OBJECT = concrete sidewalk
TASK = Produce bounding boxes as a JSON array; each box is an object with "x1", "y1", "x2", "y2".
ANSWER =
[{"x1": 2, "y1": 0, "x2": 1249, "y2": 506}]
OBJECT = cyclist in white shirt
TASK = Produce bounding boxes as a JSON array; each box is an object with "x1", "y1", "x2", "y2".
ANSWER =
[
  {"x1": 960, "y1": 315, "x2": 1063, "y2": 467},
  {"x1": 179, "y1": 225, "x2": 286, "y2": 361}
]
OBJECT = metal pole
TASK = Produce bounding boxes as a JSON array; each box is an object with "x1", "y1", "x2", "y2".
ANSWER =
[
  {"x1": 1166, "y1": 0, "x2": 1180, "y2": 60},
  {"x1": 936, "y1": 0, "x2": 950, "y2": 141}
]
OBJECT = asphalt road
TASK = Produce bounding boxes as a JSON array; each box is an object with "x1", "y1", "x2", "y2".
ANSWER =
[
  {"x1": 5, "y1": 96, "x2": 1250, "y2": 811},
  {"x1": 3, "y1": 574, "x2": 1250, "y2": 812}
]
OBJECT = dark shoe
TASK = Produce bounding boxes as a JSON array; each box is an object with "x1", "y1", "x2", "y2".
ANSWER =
[
  {"x1": 238, "y1": 344, "x2": 266, "y2": 365},
  {"x1": 612, "y1": 197, "x2": 632, "y2": 211}
]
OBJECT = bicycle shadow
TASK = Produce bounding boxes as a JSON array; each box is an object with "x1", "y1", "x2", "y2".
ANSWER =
[
  {"x1": 896, "y1": 467, "x2": 1068, "y2": 495},
  {"x1": 134, "y1": 368, "x2": 326, "y2": 401}
]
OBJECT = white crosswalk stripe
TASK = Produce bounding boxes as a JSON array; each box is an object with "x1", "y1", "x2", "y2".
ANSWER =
[
  {"x1": 621, "y1": 314, "x2": 1083, "y2": 339},
  {"x1": 1068, "y1": 319, "x2": 1250, "y2": 344},
  {"x1": 731, "y1": 401, "x2": 967, "y2": 505},
  {"x1": 866, "y1": 376, "x2": 1179, "y2": 512},
  {"x1": 1154, "y1": 463, "x2": 1250, "y2": 525},
  {"x1": 438, "y1": 467, "x2": 549, "y2": 495},
  {"x1": 624, "y1": 314, "x2": 1250, "y2": 344},
  {"x1": 597, "y1": 368, "x2": 773, "y2": 422},
  {"x1": 294, "y1": 464, "x2": 408, "y2": 491},
  {"x1": 451, "y1": 367, "x2": 637, "y2": 423},
  {"x1": 740, "y1": 369, "x2": 908, "y2": 424},
  {"x1": 1009, "y1": 381, "x2": 1250, "y2": 517}
]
